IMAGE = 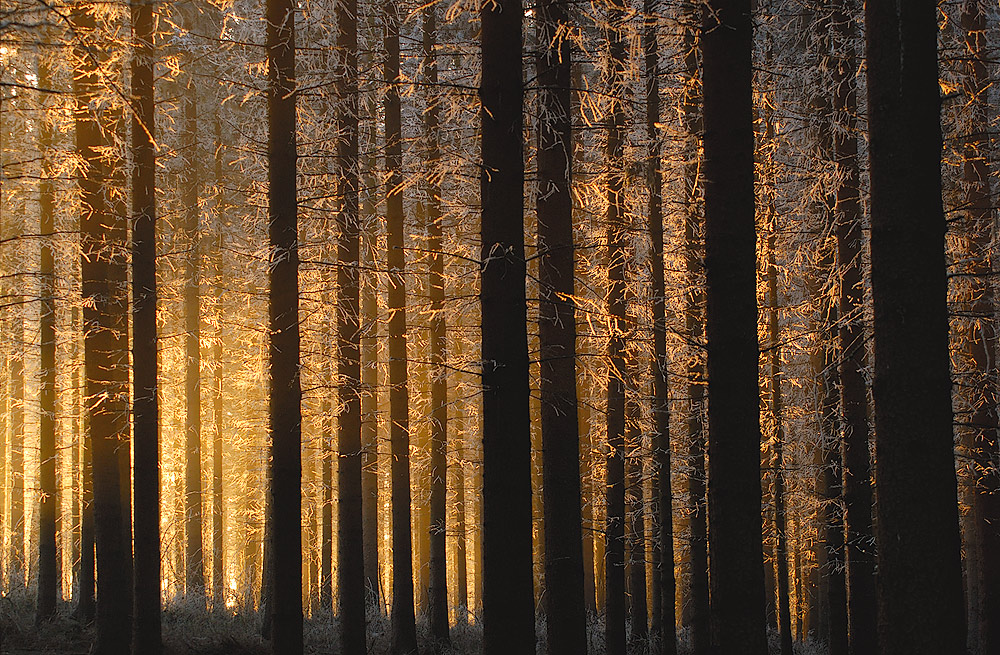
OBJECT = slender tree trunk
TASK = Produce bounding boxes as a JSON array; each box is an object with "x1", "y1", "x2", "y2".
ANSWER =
[
  {"x1": 604, "y1": 6, "x2": 628, "y2": 654},
  {"x1": 321, "y1": 316, "x2": 334, "y2": 610},
  {"x1": 71, "y1": 305, "x2": 81, "y2": 599},
  {"x1": 360, "y1": 232, "x2": 379, "y2": 612},
  {"x1": 535, "y1": 0, "x2": 587, "y2": 653},
  {"x1": 681, "y1": 4, "x2": 709, "y2": 649},
  {"x1": 644, "y1": 2, "x2": 676, "y2": 651},
  {"x1": 265, "y1": 0, "x2": 302, "y2": 650},
  {"x1": 131, "y1": 0, "x2": 160, "y2": 646},
  {"x1": 423, "y1": 4, "x2": 450, "y2": 647},
  {"x1": 454, "y1": 429, "x2": 468, "y2": 618},
  {"x1": 335, "y1": 0, "x2": 366, "y2": 649},
  {"x1": 959, "y1": 2, "x2": 1000, "y2": 652},
  {"x1": 865, "y1": 3, "x2": 964, "y2": 653},
  {"x1": 480, "y1": 0, "x2": 535, "y2": 651},
  {"x1": 36, "y1": 53, "x2": 58, "y2": 624},
  {"x1": 828, "y1": 5, "x2": 878, "y2": 655},
  {"x1": 701, "y1": 0, "x2": 768, "y2": 652},
  {"x1": 768, "y1": 238, "x2": 793, "y2": 655},
  {"x1": 77, "y1": 403, "x2": 96, "y2": 623},
  {"x1": 9, "y1": 288, "x2": 23, "y2": 587},
  {"x1": 211, "y1": 117, "x2": 225, "y2": 611},
  {"x1": 74, "y1": 6, "x2": 133, "y2": 652},
  {"x1": 382, "y1": 4, "x2": 417, "y2": 651},
  {"x1": 626, "y1": 399, "x2": 647, "y2": 642},
  {"x1": 183, "y1": 81, "x2": 205, "y2": 600}
]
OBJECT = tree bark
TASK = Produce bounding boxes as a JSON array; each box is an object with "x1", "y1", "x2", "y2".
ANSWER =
[
  {"x1": 131, "y1": 0, "x2": 160, "y2": 645},
  {"x1": 828, "y1": 4, "x2": 878, "y2": 654},
  {"x1": 183, "y1": 80, "x2": 205, "y2": 600},
  {"x1": 265, "y1": 0, "x2": 302, "y2": 650},
  {"x1": 211, "y1": 117, "x2": 226, "y2": 612},
  {"x1": 480, "y1": 0, "x2": 535, "y2": 651},
  {"x1": 535, "y1": 0, "x2": 587, "y2": 653},
  {"x1": 604, "y1": 6, "x2": 628, "y2": 654},
  {"x1": 36, "y1": 52, "x2": 58, "y2": 625},
  {"x1": 767, "y1": 238, "x2": 793, "y2": 655},
  {"x1": 74, "y1": 5, "x2": 134, "y2": 651},
  {"x1": 865, "y1": 2, "x2": 964, "y2": 653},
  {"x1": 680, "y1": 4, "x2": 709, "y2": 650},
  {"x1": 644, "y1": 1, "x2": 677, "y2": 650},
  {"x1": 423, "y1": 4, "x2": 450, "y2": 648},
  {"x1": 701, "y1": 0, "x2": 768, "y2": 652},
  {"x1": 382, "y1": 3, "x2": 418, "y2": 651},
  {"x1": 335, "y1": 0, "x2": 366, "y2": 649},
  {"x1": 959, "y1": 2, "x2": 1000, "y2": 652}
]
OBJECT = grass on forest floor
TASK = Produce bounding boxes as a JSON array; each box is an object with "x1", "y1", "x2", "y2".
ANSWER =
[{"x1": 0, "y1": 591, "x2": 830, "y2": 655}]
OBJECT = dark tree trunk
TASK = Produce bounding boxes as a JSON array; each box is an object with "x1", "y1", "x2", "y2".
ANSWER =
[
  {"x1": 383, "y1": 4, "x2": 417, "y2": 651},
  {"x1": 183, "y1": 81, "x2": 205, "y2": 600},
  {"x1": 360, "y1": 134, "x2": 379, "y2": 610},
  {"x1": 36, "y1": 54, "x2": 58, "y2": 625},
  {"x1": 535, "y1": 0, "x2": 587, "y2": 653},
  {"x1": 865, "y1": 2, "x2": 964, "y2": 653},
  {"x1": 645, "y1": 0, "x2": 677, "y2": 648},
  {"x1": 335, "y1": 0, "x2": 366, "y2": 650},
  {"x1": 681, "y1": 4, "x2": 709, "y2": 650},
  {"x1": 808, "y1": 9, "x2": 849, "y2": 652},
  {"x1": 360, "y1": 249, "x2": 379, "y2": 610},
  {"x1": 74, "y1": 6, "x2": 134, "y2": 652},
  {"x1": 265, "y1": 0, "x2": 302, "y2": 651},
  {"x1": 626, "y1": 400, "x2": 648, "y2": 642},
  {"x1": 321, "y1": 317, "x2": 334, "y2": 610},
  {"x1": 830, "y1": 3, "x2": 878, "y2": 654},
  {"x1": 131, "y1": 0, "x2": 160, "y2": 646},
  {"x1": 701, "y1": 0, "x2": 768, "y2": 652},
  {"x1": 960, "y1": 2, "x2": 1000, "y2": 653},
  {"x1": 454, "y1": 432, "x2": 468, "y2": 618},
  {"x1": 77, "y1": 409, "x2": 96, "y2": 623},
  {"x1": 423, "y1": 4, "x2": 450, "y2": 648},
  {"x1": 767, "y1": 239, "x2": 793, "y2": 655},
  {"x1": 604, "y1": 6, "x2": 628, "y2": 654},
  {"x1": 480, "y1": 0, "x2": 535, "y2": 652}
]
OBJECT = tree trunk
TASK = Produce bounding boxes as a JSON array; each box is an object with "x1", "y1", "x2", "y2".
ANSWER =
[
  {"x1": 604, "y1": 6, "x2": 628, "y2": 654},
  {"x1": 335, "y1": 0, "x2": 366, "y2": 649},
  {"x1": 480, "y1": 0, "x2": 535, "y2": 651},
  {"x1": 701, "y1": 0, "x2": 768, "y2": 652},
  {"x1": 382, "y1": 4, "x2": 417, "y2": 651},
  {"x1": 626, "y1": 398, "x2": 648, "y2": 642},
  {"x1": 36, "y1": 53, "x2": 58, "y2": 625},
  {"x1": 131, "y1": 0, "x2": 160, "y2": 646},
  {"x1": 265, "y1": 0, "x2": 302, "y2": 651},
  {"x1": 183, "y1": 80, "x2": 205, "y2": 600},
  {"x1": 74, "y1": 6, "x2": 134, "y2": 652},
  {"x1": 211, "y1": 117, "x2": 225, "y2": 612},
  {"x1": 535, "y1": 0, "x2": 587, "y2": 653},
  {"x1": 960, "y1": 2, "x2": 1000, "y2": 652},
  {"x1": 645, "y1": 1, "x2": 677, "y2": 649},
  {"x1": 423, "y1": 4, "x2": 450, "y2": 648},
  {"x1": 768, "y1": 238, "x2": 793, "y2": 655},
  {"x1": 77, "y1": 402, "x2": 96, "y2": 623},
  {"x1": 828, "y1": 4, "x2": 878, "y2": 654},
  {"x1": 681, "y1": 3, "x2": 709, "y2": 649},
  {"x1": 865, "y1": 3, "x2": 964, "y2": 653}
]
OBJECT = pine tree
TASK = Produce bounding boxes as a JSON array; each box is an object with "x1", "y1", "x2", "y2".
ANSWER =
[
  {"x1": 480, "y1": 0, "x2": 535, "y2": 651},
  {"x1": 701, "y1": 0, "x2": 768, "y2": 651},
  {"x1": 865, "y1": 2, "x2": 964, "y2": 652}
]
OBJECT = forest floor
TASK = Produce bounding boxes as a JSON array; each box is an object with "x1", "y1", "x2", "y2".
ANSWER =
[{"x1": 0, "y1": 592, "x2": 827, "y2": 655}]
